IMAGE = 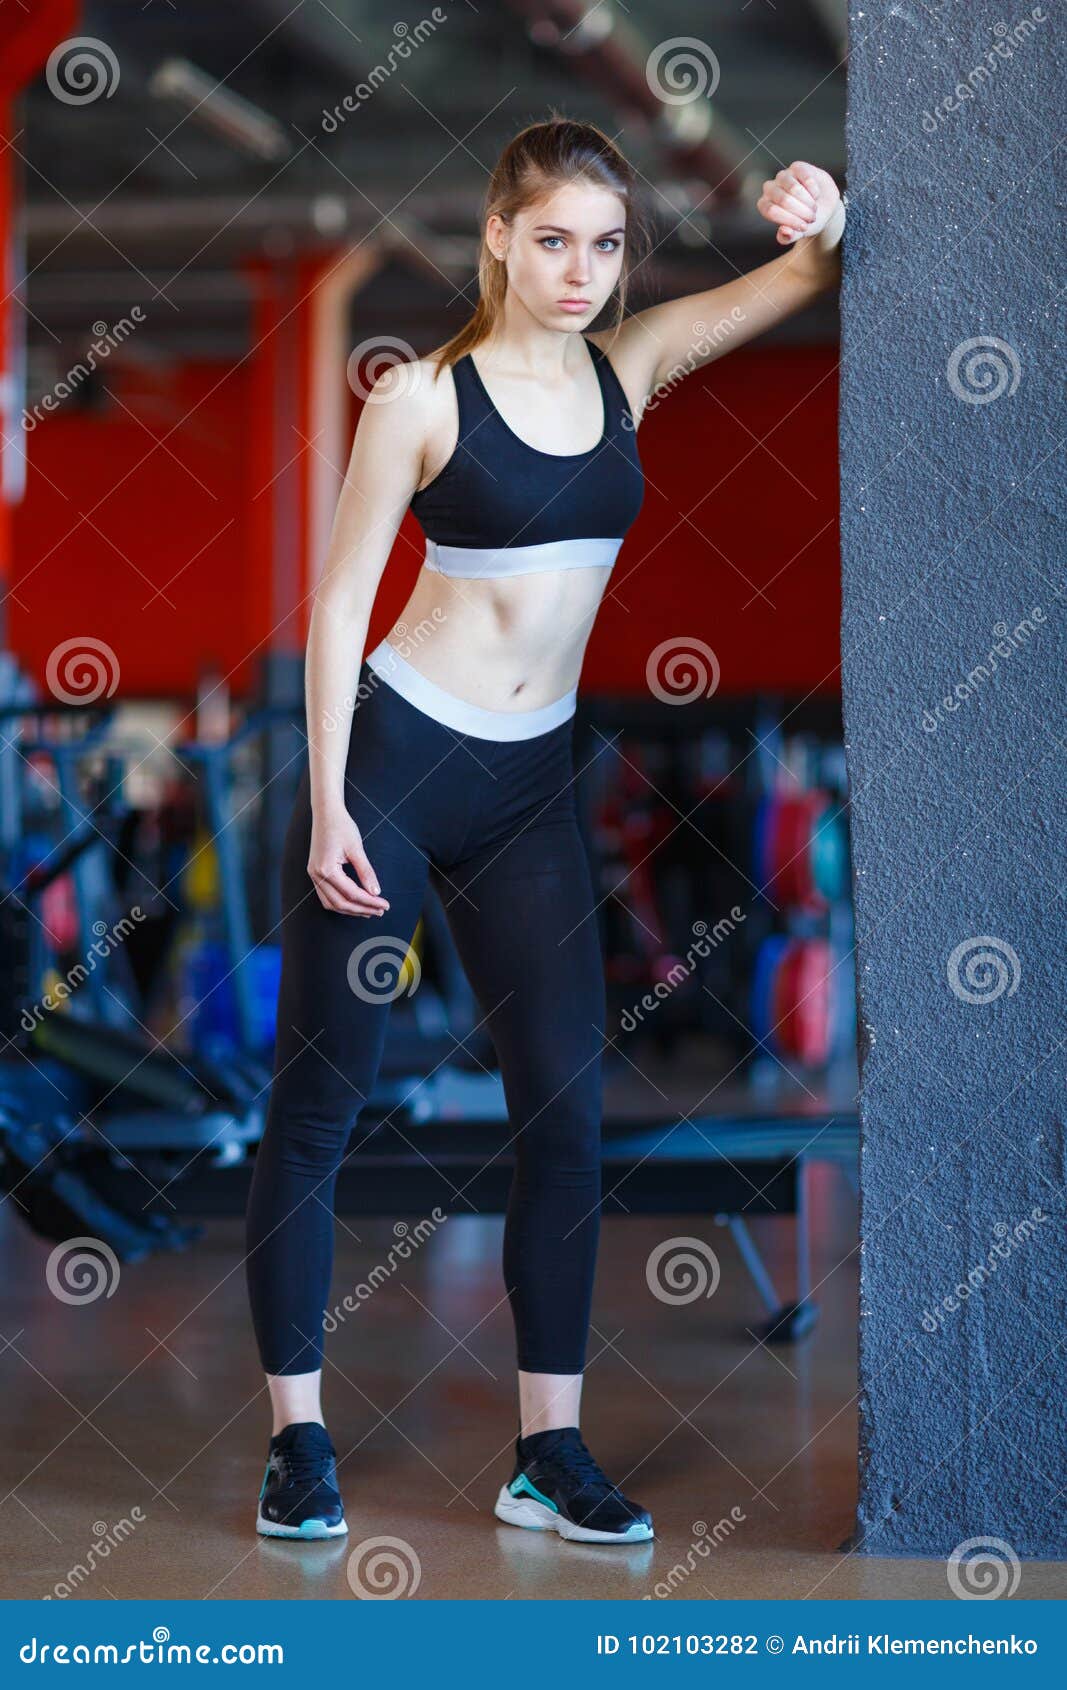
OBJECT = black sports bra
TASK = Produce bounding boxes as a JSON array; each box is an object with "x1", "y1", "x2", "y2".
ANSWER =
[{"x1": 409, "y1": 335, "x2": 644, "y2": 579}]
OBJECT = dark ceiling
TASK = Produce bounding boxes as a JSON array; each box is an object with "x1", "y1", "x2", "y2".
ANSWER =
[{"x1": 18, "y1": 0, "x2": 847, "y2": 359}]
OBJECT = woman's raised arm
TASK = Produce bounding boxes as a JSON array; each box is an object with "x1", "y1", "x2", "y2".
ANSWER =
[{"x1": 601, "y1": 162, "x2": 845, "y2": 416}]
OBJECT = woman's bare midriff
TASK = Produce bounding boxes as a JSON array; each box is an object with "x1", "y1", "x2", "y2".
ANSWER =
[{"x1": 377, "y1": 558, "x2": 613, "y2": 712}]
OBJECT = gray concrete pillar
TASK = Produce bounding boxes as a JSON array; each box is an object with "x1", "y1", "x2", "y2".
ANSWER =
[{"x1": 840, "y1": 1, "x2": 1065, "y2": 1558}]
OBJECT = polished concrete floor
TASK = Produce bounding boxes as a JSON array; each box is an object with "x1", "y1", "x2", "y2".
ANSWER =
[{"x1": 2, "y1": 1158, "x2": 1064, "y2": 1601}]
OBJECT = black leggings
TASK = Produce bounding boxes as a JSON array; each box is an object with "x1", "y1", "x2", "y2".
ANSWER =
[{"x1": 244, "y1": 660, "x2": 606, "y2": 1377}]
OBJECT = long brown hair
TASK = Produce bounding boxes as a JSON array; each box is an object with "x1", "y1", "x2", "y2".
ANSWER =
[{"x1": 430, "y1": 115, "x2": 647, "y2": 376}]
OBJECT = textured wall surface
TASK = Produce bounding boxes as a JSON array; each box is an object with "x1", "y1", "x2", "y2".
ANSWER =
[{"x1": 839, "y1": 2, "x2": 1065, "y2": 1559}]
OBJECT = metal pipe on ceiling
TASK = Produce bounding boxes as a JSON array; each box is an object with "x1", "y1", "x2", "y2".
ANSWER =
[
  {"x1": 148, "y1": 58, "x2": 293, "y2": 161},
  {"x1": 501, "y1": 0, "x2": 752, "y2": 204}
]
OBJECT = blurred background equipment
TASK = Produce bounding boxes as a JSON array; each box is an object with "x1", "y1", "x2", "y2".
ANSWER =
[{"x1": 0, "y1": 0, "x2": 853, "y2": 1297}]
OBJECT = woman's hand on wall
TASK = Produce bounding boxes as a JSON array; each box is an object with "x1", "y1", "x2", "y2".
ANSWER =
[{"x1": 758, "y1": 162, "x2": 842, "y2": 249}]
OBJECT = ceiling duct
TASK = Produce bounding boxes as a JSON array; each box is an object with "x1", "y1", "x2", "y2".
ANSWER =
[
  {"x1": 503, "y1": 0, "x2": 751, "y2": 203},
  {"x1": 148, "y1": 58, "x2": 292, "y2": 161}
]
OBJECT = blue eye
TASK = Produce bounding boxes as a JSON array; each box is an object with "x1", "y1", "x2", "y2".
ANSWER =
[{"x1": 539, "y1": 236, "x2": 621, "y2": 253}]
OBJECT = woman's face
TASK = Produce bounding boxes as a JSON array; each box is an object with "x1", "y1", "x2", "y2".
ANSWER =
[{"x1": 490, "y1": 181, "x2": 626, "y2": 330}]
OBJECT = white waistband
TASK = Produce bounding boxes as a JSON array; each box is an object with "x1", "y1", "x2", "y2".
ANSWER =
[
  {"x1": 364, "y1": 640, "x2": 577, "y2": 741},
  {"x1": 423, "y1": 536, "x2": 621, "y2": 578}
]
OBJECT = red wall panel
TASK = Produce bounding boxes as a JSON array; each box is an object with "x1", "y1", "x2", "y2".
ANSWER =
[
  {"x1": 11, "y1": 361, "x2": 259, "y2": 699},
  {"x1": 10, "y1": 341, "x2": 839, "y2": 701},
  {"x1": 589, "y1": 342, "x2": 841, "y2": 697}
]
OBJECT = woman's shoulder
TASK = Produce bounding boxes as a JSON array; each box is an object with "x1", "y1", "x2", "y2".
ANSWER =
[
  {"x1": 358, "y1": 353, "x2": 456, "y2": 439},
  {"x1": 351, "y1": 353, "x2": 465, "y2": 499}
]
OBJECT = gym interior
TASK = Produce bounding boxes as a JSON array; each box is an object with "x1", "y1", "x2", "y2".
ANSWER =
[{"x1": 1, "y1": 2, "x2": 1062, "y2": 1606}]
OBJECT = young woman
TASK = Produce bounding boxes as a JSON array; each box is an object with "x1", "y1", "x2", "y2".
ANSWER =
[{"x1": 245, "y1": 118, "x2": 844, "y2": 1545}]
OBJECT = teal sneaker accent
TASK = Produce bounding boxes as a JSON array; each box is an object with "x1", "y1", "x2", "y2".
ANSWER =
[
  {"x1": 509, "y1": 1471, "x2": 560, "y2": 1513},
  {"x1": 258, "y1": 1461, "x2": 271, "y2": 1501}
]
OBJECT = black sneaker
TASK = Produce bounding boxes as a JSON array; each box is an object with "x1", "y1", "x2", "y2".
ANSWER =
[
  {"x1": 494, "y1": 1425, "x2": 654, "y2": 1544},
  {"x1": 255, "y1": 1421, "x2": 348, "y2": 1540}
]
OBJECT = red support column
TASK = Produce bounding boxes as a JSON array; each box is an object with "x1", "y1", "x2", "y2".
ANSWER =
[
  {"x1": 0, "y1": 0, "x2": 81, "y2": 638},
  {"x1": 242, "y1": 245, "x2": 381, "y2": 667},
  {"x1": 244, "y1": 258, "x2": 309, "y2": 664},
  {"x1": 0, "y1": 98, "x2": 16, "y2": 609}
]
